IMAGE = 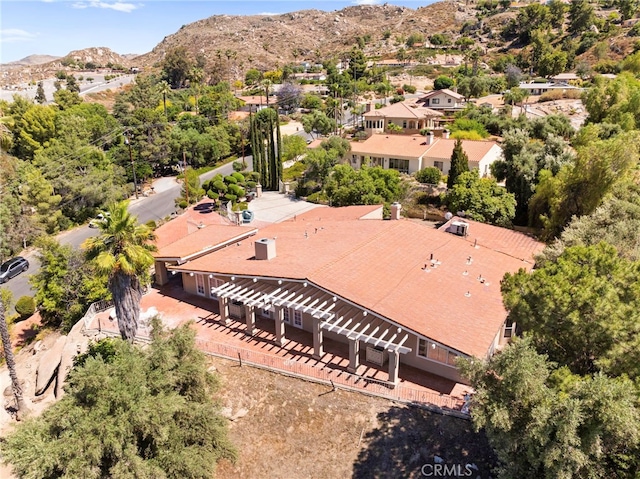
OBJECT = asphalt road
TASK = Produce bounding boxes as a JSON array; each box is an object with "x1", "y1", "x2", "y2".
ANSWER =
[{"x1": 1, "y1": 156, "x2": 253, "y2": 311}]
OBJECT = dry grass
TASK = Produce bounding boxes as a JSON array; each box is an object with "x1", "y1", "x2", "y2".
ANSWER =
[{"x1": 212, "y1": 357, "x2": 494, "y2": 479}]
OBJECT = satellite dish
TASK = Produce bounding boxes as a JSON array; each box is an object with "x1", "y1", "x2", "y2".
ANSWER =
[{"x1": 444, "y1": 212, "x2": 453, "y2": 220}]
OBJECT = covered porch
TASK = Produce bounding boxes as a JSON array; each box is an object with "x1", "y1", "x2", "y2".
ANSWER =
[{"x1": 212, "y1": 278, "x2": 412, "y2": 388}]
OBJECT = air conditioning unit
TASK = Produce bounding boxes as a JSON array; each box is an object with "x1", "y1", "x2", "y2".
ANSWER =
[{"x1": 451, "y1": 221, "x2": 468, "y2": 237}]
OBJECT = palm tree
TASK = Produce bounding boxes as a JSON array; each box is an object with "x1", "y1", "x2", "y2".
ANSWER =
[
  {"x1": 0, "y1": 295, "x2": 28, "y2": 419},
  {"x1": 83, "y1": 202, "x2": 156, "y2": 342},
  {"x1": 159, "y1": 81, "x2": 171, "y2": 119}
]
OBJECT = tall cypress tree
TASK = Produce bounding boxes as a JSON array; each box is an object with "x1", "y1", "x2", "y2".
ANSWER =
[
  {"x1": 250, "y1": 108, "x2": 282, "y2": 190},
  {"x1": 447, "y1": 138, "x2": 470, "y2": 189},
  {"x1": 35, "y1": 81, "x2": 47, "y2": 104}
]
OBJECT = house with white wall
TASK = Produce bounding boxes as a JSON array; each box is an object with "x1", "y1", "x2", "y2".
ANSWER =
[
  {"x1": 363, "y1": 101, "x2": 443, "y2": 137},
  {"x1": 348, "y1": 133, "x2": 502, "y2": 176},
  {"x1": 415, "y1": 89, "x2": 467, "y2": 112}
]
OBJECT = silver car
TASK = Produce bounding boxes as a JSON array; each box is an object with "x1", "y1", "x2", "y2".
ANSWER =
[{"x1": 0, "y1": 256, "x2": 29, "y2": 283}]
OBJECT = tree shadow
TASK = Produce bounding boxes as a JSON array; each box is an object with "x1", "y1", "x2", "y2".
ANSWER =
[{"x1": 352, "y1": 406, "x2": 495, "y2": 479}]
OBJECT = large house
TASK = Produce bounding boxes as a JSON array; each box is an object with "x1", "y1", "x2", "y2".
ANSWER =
[
  {"x1": 363, "y1": 101, "x2": 443, "y2": 137},
  {"x1": 348, "y1": 133, "x2": 502, "y2": 176},
  {"x1": 153, "y1": 204, "x2": 544, "y2": 385}
]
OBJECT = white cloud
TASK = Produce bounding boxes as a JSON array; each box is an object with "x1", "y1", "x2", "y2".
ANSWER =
[
  {"x1": 72, "y1": 1, "x2": 139, "y2": 13},
  {"x1": 352, "y1": 0, "x2": 381, "y2": 4},
  {"x1": 0, "y1": 28, "x2": 38, "y2": 44}
]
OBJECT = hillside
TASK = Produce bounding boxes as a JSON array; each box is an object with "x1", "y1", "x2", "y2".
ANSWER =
[{"x1": 136, "y1": 2, "x2": 472, "y2": 69}]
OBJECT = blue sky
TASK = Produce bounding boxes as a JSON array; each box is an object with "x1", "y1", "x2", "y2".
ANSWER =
[{"x1": 1, "y1": 0, "x2": 433, "y2": 63}]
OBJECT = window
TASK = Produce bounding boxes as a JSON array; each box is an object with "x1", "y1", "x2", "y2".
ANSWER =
[
  {"x1": 447, "y1": 98, "x2": 452, "y2": 103},
  {"x1": 402, "y1": 121, "x2": 407, "y2": 128},
  {"x1": 209, "y1": 277, "x2": 224, "y2": 298},
  {"x1": 418, "y1": 338, "x2": 457, "y2": 366},
  {"x1": 196, "y1": 275, "x2": 205, "y2": 296},
  {"x1": 389, "y1": 158, "x2": 409, "y2": 174},
  {"x1": 294, "y1": 310, "x2": 302, "y2": 328},
  {"x1": 262, "y1": 307, "x2": 272, "y2": 318},
  {"x1": 431, "y1": 98, "x2": 440, "y2": 104},
  {"x1": 283, "y1": 308, "x2": 290, "y2": 324},
  {"x1": 434, "y1": 161, "x2": 444, "y2": 171}
]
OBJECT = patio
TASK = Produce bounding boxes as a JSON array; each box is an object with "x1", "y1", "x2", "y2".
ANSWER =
[{"x1": 85, "y1": 283, "x2": 469, "y2": 413}]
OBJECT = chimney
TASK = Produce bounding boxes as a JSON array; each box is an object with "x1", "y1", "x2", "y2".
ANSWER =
[
  {"x1": 425, "y1": 131, "x2": 434, "y2": 145},
  {"x1": 255, "y1": 238, "x2": 276, "y2": 260},
  {"x1": 390, "y1": 202, "x2": 402, "y2": 220},
  {"x1": 443, "y1": 129, "x2": 450, "y2": 139},
  {"x1": 365, "y1": 102, "x2": 372, "y2": 113}
]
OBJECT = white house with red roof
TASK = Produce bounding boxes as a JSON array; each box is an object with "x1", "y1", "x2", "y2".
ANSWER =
[{"x1": 154, "y1": 205, "x2": 543, "y2": 385}]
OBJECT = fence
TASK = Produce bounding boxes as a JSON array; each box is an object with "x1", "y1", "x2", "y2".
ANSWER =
[
  {"x1": 80, "y1": 303, "x2": 467, "y2": 418},
  {"x1": 193, "y1": 337, "x2": 466, "y2": 415}
]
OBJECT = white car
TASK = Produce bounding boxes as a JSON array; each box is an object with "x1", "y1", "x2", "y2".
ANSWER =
[{"x1": 88, "y1": 212, "x2": 109, "y2": 228}]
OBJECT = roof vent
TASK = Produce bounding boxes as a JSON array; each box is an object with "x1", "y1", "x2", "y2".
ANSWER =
[{"x1": 255, "y1": 238, "x2": 276, "y2": 260}]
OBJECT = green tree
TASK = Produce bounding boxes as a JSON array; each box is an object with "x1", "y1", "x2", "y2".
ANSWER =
[
  {"x1": 459, "y1": 337, "x2": 640, "y2": 479},
  {"x1": 302, "y1": 110, "x2": 336, "y2": 138},
  {"x1": 502, "y1": 242, "x2": 640, "y2": 378},
  {"x1": 82, "y1": 202, "x2": 156, "y2": 342},
  {"x1": 537, "y1": 50, "x2": 568, "y2": 77},
  {"x1": 31, "y1": 238, "x2": 109, "y2": 331},
  {"x1": 433, "y1": 75, "x2": 454, "y2": 90},
  {"x1": 162, "y1": 46, "x2": 194, "y2": 89},
  {"x1": 52, "y1": 88, "x2": 82, "y2": 110},
  {"x1": 250, "y1": 108, "x2": 282, "y2": 191},
  {"x1": 447, "y1": 138, "x2": 469, "y2": 189},
  {"x1": 569, "y1": 0, "x2": 595, "y2": 33},
  {"x1": 3, "y1": 322, "x2": 237, "y2": 478},
  {"x1": 34, "y1": 81, "x2": 46, "y2": 104},
  {"x1": 415, "y1": 167, "x2": 441, "y2": 184},
  {"x1": 444, "y1": 170, "x2": 516, "y2": 225},
  {"x1": 281, "y1": 134, "x2": 307, "y2": 162},
  {"x1": 65, "y1": 74, "x2": 80, "y2": 93},
  {"x1": 325, "y1": 164, "x2": 403, "y2": 207},
  {"x1": 548, "y1": 0, "x2": 568, "y2": 28}
]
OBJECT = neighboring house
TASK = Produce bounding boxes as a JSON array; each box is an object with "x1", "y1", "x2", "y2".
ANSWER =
[
  {"x1": 236, "y1": 95, "x2": 270, "y2": 112},
  {"x1": 517, "y1": 82, "x2": 581, "y2": 96},
  {"x1": 155, "y1": 204, "x2": 544, "y2": 385},
  {"x1": 550, "y1": 73, "x2": 581, "y2": 83},
  {"x1": 363, "y1": 101, "x2": 443, "y2": 137},
  {"x1": 349, "y1": 133, "x2": 502, "y2": 176},
  {"x1": 415, "y1": 89, "x2": 467, "y2": 112}
]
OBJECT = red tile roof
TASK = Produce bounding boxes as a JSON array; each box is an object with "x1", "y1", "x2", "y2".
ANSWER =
[
  {"x1": 349, "y1": 135, "x2": 500, "y2": 162},
  {"x1": 418, "y1": 88, "x2": 465, "y2": 100},
  {"x1": 181, "y1": 207, "x2": 543, "y2": 357},
  {"x1": 364, "y1": 101, "x2": 443, "y2": 119},
  {"x1": 154, "y1": 201, "x2": 257, "y2": 261}
]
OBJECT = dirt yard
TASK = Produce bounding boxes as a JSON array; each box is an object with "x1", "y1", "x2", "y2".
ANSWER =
[
  {"x1": 1, "y1": 325, "x2": 495, "y2": 478},
  {"x1": 212, "y1": 357, "x2": 494, "y2": 479}
]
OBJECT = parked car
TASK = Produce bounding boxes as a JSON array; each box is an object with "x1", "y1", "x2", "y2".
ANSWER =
[
  {"x1": 89, "y1": 212, "x2": 109, "y2": 228},
  {"x1": 0, "y1": 256, "x2": 29, "y2": 283}
]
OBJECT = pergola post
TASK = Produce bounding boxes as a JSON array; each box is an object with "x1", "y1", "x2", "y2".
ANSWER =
[
  {"x1": 388, "y1": 350, "x2": 400, "y2": 388},
  {"x1": 155, "y1": 261, "x2": 169, "y2": 285},
  {"x1": 219, "y1": 296, "x2": 230, "y2": 324},
  {"x1": 245, "y1": 305, "x2": 256, "y2": 336},
  {"x1": 312, "y1": 316, "x2": 324, "y2": 360},
  {"x1": 347, "y1": 338, "x2": 360, "y2": 373},
  {"x1": 274, "y1": 306, "x2": 287, "y2": 347}
]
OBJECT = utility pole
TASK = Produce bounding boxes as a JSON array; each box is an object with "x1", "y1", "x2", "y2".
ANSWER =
[
  {"x1": 183, "y1": 150, "x2": 189, "y2": 205},
  {"x1": 124, "y1": 132, "x2": 138, "y2": 199}
]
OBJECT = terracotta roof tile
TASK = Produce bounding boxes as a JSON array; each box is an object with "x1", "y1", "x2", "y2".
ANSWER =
[
  {"x1": 350, "y1": 134, "x2": 432, "y2": 158},
  {"x1": 424, "y1": 138, "x2": 499, "y2": 163},
  {"x1": 181, "y1": 207, "x2": 543, "y2": 357},
  {"x1": 364, "y1": 101, "x2": 443, "y2": 119}
]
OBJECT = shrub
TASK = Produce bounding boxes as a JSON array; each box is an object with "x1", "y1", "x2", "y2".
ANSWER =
[
  {"x1": 15, "y1": 296, "x2": 36, "y2": 320},
  {"x1": 177, "y1": 200, "x2": 188, "y2": 209},
  {"x1": 231, "y1": 172, "x2": 245, "y2": 182},
  {"x1": 415, "y1": 167, "x2": 442, "y2": 185},
  {"x1": 246, "y1": 181, "x2": 257, "y2": 189},
  {"x1": 539, "y1": 90, "x2": 565, "y2": 102},
  {"x1": 232, "y1": 161, "x2": 244, "y2": 172},
  {"x1": 224, "y1": 193, "x2": 237, "y2": 202},
  {"x1": 207, "y1": 190, "x2": 219, "y2": 200},
  {"x1": 450, "y1": 130, "x2": 484, "y2": 140},
  {"x1": 403, "y1": 84, "x2": 417, "y2": 94},
  {"x1": 145, "y1": 220, "x2": 157, "y2": 230},
  {"x1": 224, "y1": 175, "x2": 238, "y2": 184}
]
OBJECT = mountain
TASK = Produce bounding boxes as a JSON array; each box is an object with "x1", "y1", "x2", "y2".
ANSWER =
[
  {"x1": 3, "y1": 54, "x2": 61, "y2": 66},
  {"x1": 135, "y1": 2, "x2": 472, "y2": 70}
]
